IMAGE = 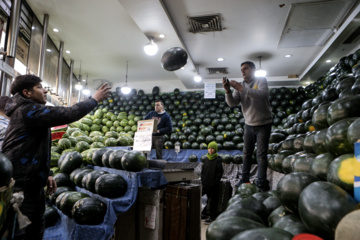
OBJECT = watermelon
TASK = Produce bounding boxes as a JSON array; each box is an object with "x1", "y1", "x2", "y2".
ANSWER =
[
  {"x1": 272, "y1": 214, "x2": 308, "y2": 236},
  {"x1": 298, "y1": 181, "x2": 358, "y2": 239},
  {"x1": 44, "y1": 205, "x2": 59, "y2": 228},
  {"x1": 231, "y1": 228, "x2": 293, "y2": 240},
  {"x1": 276, "y1": 172, "x2": 318, "y2": 214},
  {"x1": 59, "y1": 191, "x2": 89, "y2": 217},
  {"x1": 72, "y1": 197, "x2": 107, "y2": 225},
  {"x1": 327, "y1": 153, "x2": 356, "y2": 193},
  {"x1": 58, "y1": 138, "x2": 72, "y2": 150},
  {"x1": 206, "y1": 217, "x2": 265, "y2": 240},
  {"x1": 59, "y1": 151, "x2": 83, "y2": 174},
  {"x1": 325, "y1": 117, "x2": 358, "y2": 156},
  {"x1": 121, "y1": 151, "x2": 147, "y2": 172},
  {"x1": 95, "y1": 174, "x2": 127, "y2": 198}
]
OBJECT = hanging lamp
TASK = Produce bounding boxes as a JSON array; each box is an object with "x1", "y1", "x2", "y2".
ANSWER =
[
  {"x1": 255, "y1": 56, "x2": 267, "y2": 77},
  {"x1": 121, "y1": 61, "x2": 131, "y2": 94}
]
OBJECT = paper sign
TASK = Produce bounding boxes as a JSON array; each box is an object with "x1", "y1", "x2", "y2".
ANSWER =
[
  {"x1": 144, "y1": 205, "x2": 156, "y2": 229},
  {"x1": 204, "y1": 83, "x2": 216, "y2": 99},
  {"x1": 133, "y1": 132, "x2": 153, "y2": 151}
]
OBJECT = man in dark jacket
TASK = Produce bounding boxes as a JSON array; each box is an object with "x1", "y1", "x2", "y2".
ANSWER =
[
  {"x1": 144, "y1": 99, "x2": 172, "y2": 159},
  {"x1": 2, "y1": 74, "x2": 111, "y2": 240}
]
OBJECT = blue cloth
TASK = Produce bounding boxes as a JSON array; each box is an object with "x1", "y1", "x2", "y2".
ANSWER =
[
  {"x1": 149, "y1": 149, "x2": 243, "y2": 162},
  {"x1": 43, "y1": 168, "x2": 168, "y2": 240}
]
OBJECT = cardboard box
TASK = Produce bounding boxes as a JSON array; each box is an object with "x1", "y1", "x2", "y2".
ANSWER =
[{"x1": 137, "y1": 119, "x2": 158, "y2": 133}]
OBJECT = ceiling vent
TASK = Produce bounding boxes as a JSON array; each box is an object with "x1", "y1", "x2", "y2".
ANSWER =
[
  {"x1": 207, "y1": 67, "x2": 228, "y2": 74},
  {"x1": 188, "y1": 14, "x2": 222, "y2": 33},
  {"x1": 278, "y1": 0, "x2": 355, "y2": 48}
]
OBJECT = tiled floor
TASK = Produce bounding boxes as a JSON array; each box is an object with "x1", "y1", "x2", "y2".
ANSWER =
[{"x1": 201, "y1": 220, "x2": 208, "y2": 240}]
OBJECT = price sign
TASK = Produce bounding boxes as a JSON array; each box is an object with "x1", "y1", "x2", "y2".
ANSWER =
[
  {"x1": 133, "y1": 132, "x2": 153, "y2": 151},
  {"x1": 204, "y1": 83, "x2": 216, "y2": 99}
]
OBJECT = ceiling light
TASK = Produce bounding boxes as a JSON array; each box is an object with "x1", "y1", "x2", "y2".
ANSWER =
[
  {"x1": 121, "y1": 61, "x2": 132, "y2": 94},
  {"x1": 144, "y1": 38, "x2": 158, "y2": 56},
  {"x1": 82, "y1": 88, "x2": 90, "y2": 95},
  {"x1": 159, "y1": 34, "x2": 165, "y2": 38},
  {"x1": 75, "y1": 82, "x2": 83, "y2": 91},
  {"x1": 53, "y1": 28, "x2": 59, "y2": 32},
  {"x1": 326, "y1": 59, "x2": 332, "y2": 63},
  {"x1": 194, "y1": 65, "x2": 202, "y2": 82},
  {"x1": 46, "y1": 49, "x2": 51, "y2": 52},
  {"x1": 217, "y1": 57, "x2": 224, "y2": 61},
  {"x1": 285, "y1": 54, "x2": 292, "y2": 58},
  {"x1": 255, "y1": 56, "x2": 267, "y2": 77},
  {"x1": 66, "y1": 50, "x2": 70, "y2": 54},
  {"x1": 194, "y1": 75, "x2": 202, "y2": 82}
]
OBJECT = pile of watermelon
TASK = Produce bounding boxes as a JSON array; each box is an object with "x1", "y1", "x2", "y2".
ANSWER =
[{"x1": 206, "y1": 48, "x2": 360, "y2": 239}]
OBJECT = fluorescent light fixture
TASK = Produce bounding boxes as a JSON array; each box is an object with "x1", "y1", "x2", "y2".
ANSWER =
[
  {"x1": 82, "y1": 88, "x2": 90, "y2": 95},
  {"x1": 217, "y1": 57, "x2": 224, "y2": 61},
  {"x1": 53, "y1": 28, "x2": 59, "y2": 32},
  {"x1": 326, "y1": 59, "x2": 331, "y2": 63},
  {"x1": 306, "y1": 81, "x2": 310, "y2": 85},
  {"x1": 144, "y1": 38, "x2": 158, "y2": 56},
  {"x1": 121, "y1": 86, "x2": 131, "y2": 94},
  {"x1": 46, "y1": 49, "x2": 51, "y2": 52},
  {"x1": 194, "y1": 75, "x2": 202, "y2": 82},
  {"x1": 75, "y1": 83, "x2": 83, "y2": 91},
  {"x1": 159, "y1": 34, "x2": 165, "y2": 38},
  {"x1": 14, "y1": 58, "x2": 27, "y2": 75},
  {"x1": 66, "y1": 50, "x2": 70, "y2": 54},
  {"x1": 255, "y1": 69, "x2": 267, "y2": 77},
  {"x1": 255, "y1": 56, "x2": 267, "y2": 77},
  {"x1": 285, "y1": 54, "x2": 292, "y2": 58}
]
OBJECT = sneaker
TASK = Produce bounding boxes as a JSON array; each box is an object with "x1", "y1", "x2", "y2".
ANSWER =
[
  {"x1": 204, "y1": 217, "x2": 214, "y2": 225},
  {"x1": 235, "y1": 179, "x2": 250, "y2": 187}
]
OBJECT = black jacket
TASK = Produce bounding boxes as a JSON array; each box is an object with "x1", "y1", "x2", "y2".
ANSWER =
[
  {"x1": 2, "y1": 94, "x2": 98, "y2": 192},
  {"x1": 201, "y1": 156, "x2": 223, "y2": 191}
]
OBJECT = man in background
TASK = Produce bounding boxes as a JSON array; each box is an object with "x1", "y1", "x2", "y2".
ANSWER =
[{"x1": 145, "y1": 99, "x2": 172, "y2": 159}]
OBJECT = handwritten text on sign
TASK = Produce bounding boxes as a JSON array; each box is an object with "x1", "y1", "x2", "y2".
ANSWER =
[{"x1": 133, "y1": 132, "x2": 152, "y2": 151}]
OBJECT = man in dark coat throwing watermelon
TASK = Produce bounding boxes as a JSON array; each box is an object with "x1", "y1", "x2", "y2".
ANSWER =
[
  {"x1": 222, "y1": 61, "x2": 272, "y2": 191},
  {"x1": 2, "y1": 74, "x2": 111, "y2": 240}
]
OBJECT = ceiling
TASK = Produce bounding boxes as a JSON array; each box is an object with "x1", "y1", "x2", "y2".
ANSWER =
[{"x1": 25, "y1": 0, "x2": 360, "y2": 94}]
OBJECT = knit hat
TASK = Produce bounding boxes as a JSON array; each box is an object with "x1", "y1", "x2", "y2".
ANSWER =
[{"x1": 208, "y1": 141, "x2": 218, "y2": 152}]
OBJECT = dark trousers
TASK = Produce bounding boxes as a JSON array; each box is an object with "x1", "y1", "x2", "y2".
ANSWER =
[
  {"x1": 14, "y1": 189, "x2": 45, "y2": 240},
  {"x1": 202, "y1": 185, "x2": 220, "y2": 219},
  {"x1": 152, "y1": 135, "x2": 164, "y2": 159},
  {"x1": 242, "y1": 123, "x2": 272, "y2": 185}
]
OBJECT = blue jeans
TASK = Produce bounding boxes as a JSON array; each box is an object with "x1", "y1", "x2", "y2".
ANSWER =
[{"x1": 241, "y1": 123, "x2": 272, "y2": 185}]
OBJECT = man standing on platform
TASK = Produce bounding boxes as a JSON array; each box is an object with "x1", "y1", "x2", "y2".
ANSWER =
[
  {"x1": 222, "y1": 61, "x2": 273, "y2": 191},
  {"x1": 145, "y1": 99, "x2": 172, "y2": 159}
]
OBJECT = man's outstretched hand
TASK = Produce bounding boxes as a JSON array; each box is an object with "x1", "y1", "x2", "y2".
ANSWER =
[{"x1": 93, "y1": 83, "x2": 112, "y2": 102}]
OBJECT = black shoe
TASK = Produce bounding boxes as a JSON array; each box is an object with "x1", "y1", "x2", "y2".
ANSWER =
[
  {"x1": 235, "y1": 179, "x2": 250, "y2": 187},
  {"x1": 257, "y1": 181, "x2": 270, "y2": 192},
  {"x1": 201, "y1": 214, "x2": 208, "y2": 220},
  {"x1": 204, "y1": 217, "x2": 214, "y2": 225}
]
